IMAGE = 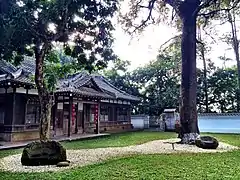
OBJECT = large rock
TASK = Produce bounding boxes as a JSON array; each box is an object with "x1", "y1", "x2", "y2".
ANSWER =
[
  {"x1": 195, "y1": 136, "x2": 219, "y2": 149},
  {"x1": 21, "y1": 140, "x2": 67, "y2": 166}
]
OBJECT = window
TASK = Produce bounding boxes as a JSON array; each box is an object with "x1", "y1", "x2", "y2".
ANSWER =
[
  {"x1": 0, "y1": 100, "x2": 4, "y2": 124},
  {"x1": 25, "y1": 104, "x2": 40, "y2": 124},
  {"x1": 116, "y1": 107, "x2": 129, "y2": 122},
  {"x1": 89, "y1": 104, "x2": 96, "y2": 123},
  {"x1": 0, "y1": 108, "x2": 4, "y2": 124},
  {"x1": 100, "y1": 105, "x2": 109, "y2": 122}
]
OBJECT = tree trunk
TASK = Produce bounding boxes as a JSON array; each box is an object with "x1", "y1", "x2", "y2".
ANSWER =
[
  {"x1": 201, "y1": 46, "x2": 209, "y2": 112},
  {"x1": 35, "y1": 43, "x2": 52, "y2": 141},
  {"x1": 198, "y1": 26, "x2": 209, "y2": 112},
  {"x1": 229, "y1": 11, "x2": 240, "y2": 112},
  {"x1": 179, "y1": 9, "x2": 200, "y2": 144}
]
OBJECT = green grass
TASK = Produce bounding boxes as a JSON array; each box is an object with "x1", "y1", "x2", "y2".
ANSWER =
[
  {"x1": 62, "y1": 131, "x2": 176, "y2": 149},
  {"x1": 1, "y1": 132, "x2": 240, "y2": 180},
  {"x1": 203, "y1": 133, "x2": 240, "y2": 147}
]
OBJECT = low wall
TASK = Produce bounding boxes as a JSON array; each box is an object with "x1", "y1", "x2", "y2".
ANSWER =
[
  {"x1": 131, "y1": 115, "x2": 149, "y2": 129},
  {"x1": 198, "y1": 113, "x2": 240, "y2": 133}
]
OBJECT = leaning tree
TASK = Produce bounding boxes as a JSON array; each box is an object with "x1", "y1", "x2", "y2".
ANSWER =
[
  {"x1": 120, "y1": 0, "x2": 240, "y2": 143},
  {"x1": 0, "y1": 0, "x2": 118, "y2": 141}
]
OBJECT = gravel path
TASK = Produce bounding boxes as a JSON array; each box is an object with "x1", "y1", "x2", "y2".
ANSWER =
[{"x1": 0, "y1": 138, "x2": 238, "y2": 173}]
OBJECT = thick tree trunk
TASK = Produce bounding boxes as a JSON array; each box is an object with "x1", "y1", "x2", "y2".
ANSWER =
[
  {"x1": 35, "y1": 43, "x2": 52, "y2": 141},
  {"x1": 179, "y1": 10, "x2": 200, "y2": 144}
]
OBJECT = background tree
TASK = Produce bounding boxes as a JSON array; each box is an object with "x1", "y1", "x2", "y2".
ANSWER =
[
  {"x1": 208, "y1": 66, "x2": 238, "y2": 112},
  {"x1": 120, "y1": 0, "x2": 240, "y2": 143},
  {"x1": 0, "y1": 0, "x2": 118, "y2": 141},
  {"x1": 217, "y1": 2, "x2": 240, "y2": 111}
]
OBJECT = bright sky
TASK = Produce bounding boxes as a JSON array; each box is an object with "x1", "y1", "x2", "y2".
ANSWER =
[{"x1": 112, "y1": 3, "x2": 238, "y2": 71}]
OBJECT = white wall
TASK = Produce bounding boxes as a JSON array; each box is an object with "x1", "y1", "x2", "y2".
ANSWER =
[{"x1": 131, "y1": 115, "x2": 149, "y2": 129}]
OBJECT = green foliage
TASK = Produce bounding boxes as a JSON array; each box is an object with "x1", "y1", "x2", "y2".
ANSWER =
[
  {"x1": 104, "y1": 40, "x2": 181, "y2": 115},
  {"x1": 0, "y1": 0, "x2": 118, "y2": 83},
  {"x1": 197, "y1": 65, "x2": 238, "y2": 113},
  {"x1": 44, "y1": 51, "x2": 77, "y2": 92}
]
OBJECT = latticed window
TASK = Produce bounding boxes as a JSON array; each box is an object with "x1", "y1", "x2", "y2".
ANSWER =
[
  {"x1": 0, "y1": 97, "x2": 4, "y2": 124},
  {"x1": 116, "y1": 107, "x2": 129, "y2": 122},
  {"x1": 0, "y1": 108, "x2": 4, "y2": 124},
  {"x1": 25, "y1": 104, "x2": 40, "y2": 124},
  {"x1": 100, "y1": 105, "x2": 109, "y2": 122}
]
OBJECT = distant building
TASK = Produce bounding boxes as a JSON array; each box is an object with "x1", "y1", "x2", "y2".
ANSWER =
[{"x1": 0, "y1": 58, "x2": 140, "y2": 142}]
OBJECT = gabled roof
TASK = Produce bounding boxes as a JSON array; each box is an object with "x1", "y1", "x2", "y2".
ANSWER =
[
  {"x1": 0, "y1": 59, "x2": 34, "y2": 87},
  {"x1": 56, "y1": 72, "x2": 140, "y2": 101},
  {"x1": 0, "y1": 61, "x2": 17, "y2": 74},
  {"x1": 0, "y1": 57, "x2": 140, "y2": 102},
  {"x1": 92, "y1": 75, "x2": 140, "y2": 101}
]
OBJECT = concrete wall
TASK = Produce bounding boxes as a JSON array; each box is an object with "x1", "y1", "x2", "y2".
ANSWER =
[
  {"x1": 198, "y1": 113, "x2": 240, "y2": 133},
  {"x1": 131, "y1": 115, "x2": 149, "y2": 129}
]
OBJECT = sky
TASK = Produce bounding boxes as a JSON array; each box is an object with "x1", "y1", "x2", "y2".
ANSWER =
[{"x1": 111, "y1": 2, "x2": 238, "y2": 71}]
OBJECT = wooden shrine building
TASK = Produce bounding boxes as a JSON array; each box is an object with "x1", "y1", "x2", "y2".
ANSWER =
[{"x1": 0, "y1": 59, "x2": 140, "y2": 142}]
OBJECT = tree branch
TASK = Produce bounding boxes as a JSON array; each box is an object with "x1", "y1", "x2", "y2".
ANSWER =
[
  {"x1": 194, "y1": 0, "x2": 215, "y2": 16},
  {"x1": 159, "y1": 34, "x2": 181, "y2": 51},
  {"x1": 132, "y1": 0, "x2": 156, "y2": 33},
  {"x1": 196, "y1": 0, "x2": 240, "y2": 18},
  {"x1": 196, "y1": 39, "x2": 204, "y2": 45},
  {"x1": 52, "y1": 0, "x2": 71, "y2": 41}
]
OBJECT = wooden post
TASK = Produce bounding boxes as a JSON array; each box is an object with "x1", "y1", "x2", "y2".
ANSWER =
[
  {"x1": 75, "y1": 103, "x2": 78, "y2": 134},
  {"x1": 95, "y1": 102, "x2": 100, "y2": 134},
  {"x1": 12, "y1": 87, "x2": 16, "y2": 128},
  {"x1": 68, "y1": 95, "x2": 73, "y2": 137},
  {"x1": 24, "y1": 89, "x2": 29, "y2": 126}
]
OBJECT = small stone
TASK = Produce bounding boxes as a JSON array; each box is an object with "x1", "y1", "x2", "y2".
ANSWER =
[{"x1": 57, "y1": 161, "x2": 70, "y2": 167}]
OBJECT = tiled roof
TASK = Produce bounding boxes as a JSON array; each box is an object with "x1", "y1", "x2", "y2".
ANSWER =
[
  {"x1": 55, "y1": 87, "x2": 114, "y2": 99},
  {"x1": 0, "y1": 61, "x2": 17, "y2": 74},
  {"x1": 92, "y1": 75, "x2": 140, "y2": 101},
  {"x1": 0, "y1": 59, "x2": 34, "y2": 86},
  {"x1": 0, "y1": 57, "x2": 140, "y2": 101},
  {"x1": 57, "y1": 72, "x2": 140, "y2": 101}
]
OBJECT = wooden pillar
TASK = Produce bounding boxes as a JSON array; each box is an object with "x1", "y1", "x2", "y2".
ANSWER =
[
  {"x1": 4, "y1": 87, "x2": 7, "y2": 125},
  {"x1": 68, "y1": 95, "x2": 73, "y2": 137},
  {"x1": 12, "y1": 87, "x2": 16, "y2": 126},
  {"x1": 96, "y1": 101, "x2": 100, "y2": 134},
  {"x1": 24, "y1": 89, "x2": 29, "y2": 125},
  {"x1": 75, "y1": 102, "x2": 78, "y2": 134}
]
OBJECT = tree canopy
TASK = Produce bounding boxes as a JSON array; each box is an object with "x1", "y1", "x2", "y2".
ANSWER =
[{"x1": 0, "y1": 0, "x2": 118, "y2": 140}]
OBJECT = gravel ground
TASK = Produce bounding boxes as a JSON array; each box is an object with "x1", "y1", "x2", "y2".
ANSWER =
[{"x1": 0, "y1": 138, "x2": 238, "y2": 173}]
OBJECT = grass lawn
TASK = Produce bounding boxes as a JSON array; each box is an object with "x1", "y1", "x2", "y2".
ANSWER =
[{"x1": 1, "y1": 131, "x2": 240, "y2": 180}]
